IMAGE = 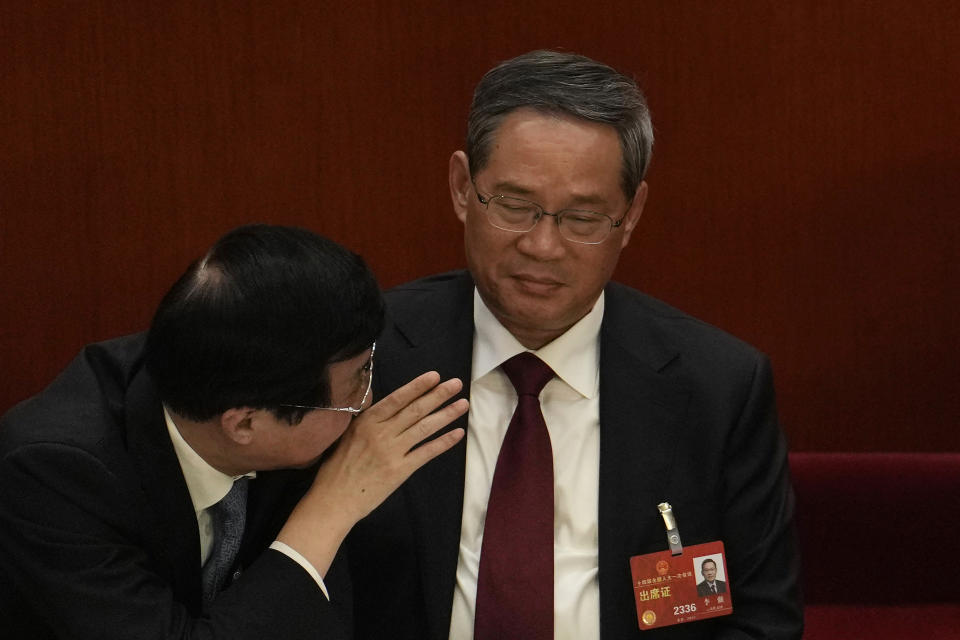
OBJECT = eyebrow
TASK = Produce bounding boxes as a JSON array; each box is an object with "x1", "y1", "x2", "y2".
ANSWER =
[{"x1": 489, "y1": 180, "x2": 609, "y2": 208}]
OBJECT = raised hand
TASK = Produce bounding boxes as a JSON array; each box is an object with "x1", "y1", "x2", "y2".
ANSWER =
[{"x1": 277, "y1": 372, "x2": 467, "y2": 576}]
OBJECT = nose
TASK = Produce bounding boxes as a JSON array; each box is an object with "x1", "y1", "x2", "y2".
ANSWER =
[{"x1": 515, "y1": 212, "x2": 566, "y2": 260}]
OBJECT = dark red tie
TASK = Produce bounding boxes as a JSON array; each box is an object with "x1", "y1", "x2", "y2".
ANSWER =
[{"x1": 474, "y1": 352, "x2": 555, "y2": 640}]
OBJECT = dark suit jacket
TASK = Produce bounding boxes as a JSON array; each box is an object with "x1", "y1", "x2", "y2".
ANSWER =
[
  {"x1": 0, "y1": 334, "x2": 351, "y2": 639},
  {"x1": 697, "y1": 580, "x2": 728, "y2": 597},
  {"x1": 348, "y1": 270, "x2": 802, "y2": 639}
]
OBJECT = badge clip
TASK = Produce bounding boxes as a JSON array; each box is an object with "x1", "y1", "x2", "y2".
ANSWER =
[{"x1": 658, "y1": 502, "x2": 684, "y2": 556}]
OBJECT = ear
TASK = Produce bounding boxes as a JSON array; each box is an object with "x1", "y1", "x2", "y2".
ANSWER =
[
  {"x1": 220, "y1": 407, "x2": 256, "y2": 445},
  {"x1": 619, "y1": 180, "x2": 648, "y2": 249},
  {"x1": 449, "y1": 150, "x2": 472, "y2": 224}
]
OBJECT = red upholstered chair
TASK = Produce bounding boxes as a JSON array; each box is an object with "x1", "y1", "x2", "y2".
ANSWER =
[{"x1": 789, "y1": 452, "x2": 960, "y2": 639}]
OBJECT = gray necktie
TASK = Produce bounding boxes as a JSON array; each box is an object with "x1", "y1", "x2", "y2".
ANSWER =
[{"x1": 202, "y1": 477, "x2": 249, "y2": 604}]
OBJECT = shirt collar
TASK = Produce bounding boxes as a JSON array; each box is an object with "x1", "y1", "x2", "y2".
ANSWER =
[
  {"x1": 472, "y1": 288, "x2": 603, "y2": 398},
  {"x1": 164, "y1": 406, "x2": 255, "y2": 514}
]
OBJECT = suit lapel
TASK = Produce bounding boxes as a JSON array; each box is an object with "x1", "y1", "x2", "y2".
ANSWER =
[
  {"x1": 379, "y1": 273, "x2": 475, "y2": 640},
  {"x1": 597, "y1": 286, "x2": 690, "y2": 639},
  {"x1": 384, "y1": 275, "x2": 694, "y2": 638},
  {"x1": 125, "y1": 368, "x2": 204, "y2": 611}
]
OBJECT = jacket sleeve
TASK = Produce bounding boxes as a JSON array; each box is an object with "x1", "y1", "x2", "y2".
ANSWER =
[
  {"x1": 715, "y1": 354, "x2": 803, "y2": 639},
  {"x1": 0, "y1": 441, "x2": 347, "y2": 640}
]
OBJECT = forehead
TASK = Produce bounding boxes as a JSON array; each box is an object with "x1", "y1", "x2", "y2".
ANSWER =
[{"x1": 479, "y1": 109, "x2": 623, "y2": 202}]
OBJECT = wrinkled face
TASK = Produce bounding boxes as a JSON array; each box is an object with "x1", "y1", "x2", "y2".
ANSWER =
[
  {"x1": 247, "y1": 347, "x2": 374, "y2": 469},
  {"x1": 702, "y1": 560, "x2": 717, "y2": 582},
  {"x1": 452, "y1": 108, "x2": 646, "y2": 348}
]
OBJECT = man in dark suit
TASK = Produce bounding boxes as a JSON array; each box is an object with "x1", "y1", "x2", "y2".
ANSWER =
[
  {"x1": 696, "y1": 559, "x2": 727, "y2": 597},
  {"x1": 0, "y1": 224, "x2": 467, "y2": 639},
  {"x1": 348, "y1": 51, "x2": 802, "y2": 639}
]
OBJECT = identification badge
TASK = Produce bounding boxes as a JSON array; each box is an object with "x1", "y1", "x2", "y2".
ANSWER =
[{"x1": 629, "y1": 503, "x2": 733, "y2": 630}]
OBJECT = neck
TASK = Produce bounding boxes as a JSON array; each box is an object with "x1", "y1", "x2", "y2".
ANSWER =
[{"x1": 479, "y1": 293, "x2": 601, "y2": 352}]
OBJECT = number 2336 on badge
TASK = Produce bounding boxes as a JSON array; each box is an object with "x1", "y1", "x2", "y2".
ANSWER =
[{"x1": 629, "y1": 503, "x2": 733, "y2": 630}]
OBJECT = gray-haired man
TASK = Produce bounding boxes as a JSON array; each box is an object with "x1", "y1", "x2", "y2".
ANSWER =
[{"x1": 348, "y1": 50, "x2": 802, "y2": 639}]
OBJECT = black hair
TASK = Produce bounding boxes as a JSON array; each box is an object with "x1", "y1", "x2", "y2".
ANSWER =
[{"x1": 145, "y1": 224, "x2": 383, "y2": 424}]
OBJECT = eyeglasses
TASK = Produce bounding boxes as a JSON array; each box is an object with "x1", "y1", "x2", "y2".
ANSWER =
[
  {"x1": 279, "y1": 342, "x2": 376, "y2": 415},
  {"x1": 473, "y1": 182, "x2": 627, "y2": 245}
]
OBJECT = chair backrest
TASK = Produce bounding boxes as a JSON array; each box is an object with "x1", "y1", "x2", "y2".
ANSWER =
[{"x1": 789, "y1": 452, "x2": 960, "y2": 604}]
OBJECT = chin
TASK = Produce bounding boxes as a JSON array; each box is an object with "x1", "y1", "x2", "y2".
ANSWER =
[
  {"x1": 300, "y1": 449, "x2": 331, "y2": 467},
  {"x1": 284, "y1": 457, "x2": 320, "y2": 471},
  {"x1": 512, "y1": 303, "x2": 567, "y2": 328}
]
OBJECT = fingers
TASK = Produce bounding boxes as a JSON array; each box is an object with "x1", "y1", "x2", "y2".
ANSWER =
[
  {"x1": 362, "y1": 373, "x2": 464, "y2": 436},
  {"x1": 374, "y1": 377, "x2": 467, "y2": 453},
  {"x1": 397, "y1": 397, "x2": 469, "y2": 452},
  {"x1": 340, "y1": 370, "x2": 469, "y2": 485},
  {"x1": 404, "y1": 427, "x2": 465, "y2": 470},
  {"x1": 389, "y1": 377, "x2": 464, "y2": 431},
  {"x1": 363, "y1": 371, "x2": 444, "y2": 421}
]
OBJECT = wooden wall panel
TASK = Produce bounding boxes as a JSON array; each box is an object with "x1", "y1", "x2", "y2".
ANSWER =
[{"x1": 2, "y1": 1, "x2": 957, "y2": 451}]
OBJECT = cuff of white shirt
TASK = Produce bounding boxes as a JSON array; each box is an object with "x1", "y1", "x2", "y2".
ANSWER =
[{"x1": 269, "y1": 540, "x2": 330, "y2": 600}]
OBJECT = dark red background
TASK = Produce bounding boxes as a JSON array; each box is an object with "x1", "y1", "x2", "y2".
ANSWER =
[{"x1": 2, "y1": 1, "x2": 957, "y2": 451}]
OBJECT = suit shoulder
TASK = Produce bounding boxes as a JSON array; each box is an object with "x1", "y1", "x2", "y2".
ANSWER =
[
  {"x1": 604, "y1": 282, "x2": 766, "y2": 369},
  {"x1": 0, "y1": 333, "x2": 147, "y2": 453},
  {"x1": 384, "y1": 270, "x2": 472, "y2": 306},
  {"x1": 381, "y1": 271, "x2": 473, "y2": 340}
]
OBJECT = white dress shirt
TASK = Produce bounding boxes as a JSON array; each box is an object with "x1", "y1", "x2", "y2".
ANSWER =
[
  {"x1": 448, "y1": 290, "x2": 603, "y2": 640},
  {"x1": 163, "y1": 408, "x2": 328, "y2": 599}
]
